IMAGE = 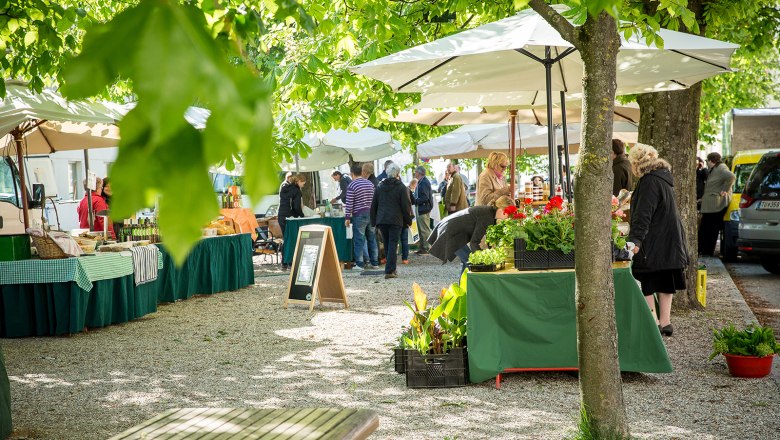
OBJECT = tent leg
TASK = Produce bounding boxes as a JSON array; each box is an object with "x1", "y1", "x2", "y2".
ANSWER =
[
  {"x1": 544, "y1": 46, "x2": 555, "y2": 199},
  {"x1": 84, "y1": 149, "x2": 94, "y2": 231},
  {"x1": 14, "y1": 134, "x2": 30, "y2": 229},
  {"x1": 509, "y1": 110, "x2": 518, "y2": 198},
  {"x1": 560, "y1": 91, "x2": 573, "y2": 202}
]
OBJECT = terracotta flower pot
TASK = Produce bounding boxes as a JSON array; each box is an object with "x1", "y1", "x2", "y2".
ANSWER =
[{"x1": 724, "y1": 353, "x2": 774, "y2": 378}]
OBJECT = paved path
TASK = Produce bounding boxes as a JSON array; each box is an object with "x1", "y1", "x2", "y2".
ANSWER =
[{"x1": 725, "y1": 257, "x2": 780, "y2": 334}]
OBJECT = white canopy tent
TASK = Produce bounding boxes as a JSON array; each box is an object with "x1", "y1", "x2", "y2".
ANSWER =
[
  {"x1": 0, "y1": 81, "x2": 125, "y2": 229},
  {"x1": 280, "y1": 128, "x2": 401, "y2": 172},
  {"x1": 352, "y1": 5, "x2": 738, "y2": 197}
]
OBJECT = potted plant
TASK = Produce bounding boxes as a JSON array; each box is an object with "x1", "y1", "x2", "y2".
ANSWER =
[
  {"x1": 513, "y1": 196, "x2": 576, "y2": 270},
  {"x1": 468, "y1": 248, "x2": 505, "y2": 272},
  {"x1": 709, "y1": 322, "x2": 780, "y2": 378},
  {"x1": 402, "y1": 275, "x2": 469, "y2": 388}
]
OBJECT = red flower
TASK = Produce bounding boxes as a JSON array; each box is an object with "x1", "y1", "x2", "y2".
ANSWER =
[
  {"x1": 534, "y1": 214, "x2": 541, "y2": 220},
  {"x1": 523, "y1": 198, "x2": 533, "y2": 205},
  {"x1": 512, "y1": 212, "x2": 527, "y2": 220},
  {"x1": 503, "y1": 206, "x2": 518, "y2": 216}
]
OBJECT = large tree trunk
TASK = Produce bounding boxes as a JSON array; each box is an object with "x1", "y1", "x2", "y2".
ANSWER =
[
  {"x1": 636, "y1": 86, "x2": 703, "y2": 310},
  {"x1": 301, "y1": 172, "x2": 317, "y2": 209},
  {"x1": 636, "y1": 0, "x2": 704, "y2": 310},
  {"x1": 573, "y1": 12, "x2": 630, "y2": 438}
]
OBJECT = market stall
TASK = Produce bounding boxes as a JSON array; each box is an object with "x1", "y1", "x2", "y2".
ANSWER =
[
  {"x1": 219, "y1": 207, "x2": 260, "y2": 240},
  {"x1": 0, "y1": 252, "x2": 162, "y2": 337},
  {"x1": 466, "y1": 262, "x2": 673, "y2": 384},
  {"x1": 283, "y1": 216, "x2": 352, "y2": 266},
  {"x1": 155, "y1": 233, "x2": 254, "y2": 303}
]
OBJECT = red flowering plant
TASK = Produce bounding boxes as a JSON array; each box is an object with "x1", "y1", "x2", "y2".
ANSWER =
[
  {"x1": 611, "y1": 195, "x2": 627, "y2": 248},
  {"x1": 485, "y1": 201, "x2": 532, "y2": 250},
  {"x1": 518, "y1": 196, "x2": 575, "y2": 254}
]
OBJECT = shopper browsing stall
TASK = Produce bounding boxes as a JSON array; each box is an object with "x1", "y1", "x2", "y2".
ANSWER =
[{"x1": 476, "y1": 152, "x2": 511, "y2": 206}]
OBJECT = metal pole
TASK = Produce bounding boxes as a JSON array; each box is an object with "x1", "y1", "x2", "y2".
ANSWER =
[
  {"x1": 509, "y1": 110, "x2": 518, "y2": 198},
  {"x1": 14, "y1": 134, "x2": 30, "y2": 229},
  {"x1": 84, "y1": 149, "x2": 94, "y2": 230},
  {"x1": 544, "y1": 46, "x2": 556, "y2": 199},
  {"x1": 560, "y1": 91, "x2": 573, "y2": 202}
]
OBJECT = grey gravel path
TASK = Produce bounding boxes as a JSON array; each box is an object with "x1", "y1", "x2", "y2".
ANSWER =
[{"x1": 2, "y1": 255, "x2": 779, "y2": 439}]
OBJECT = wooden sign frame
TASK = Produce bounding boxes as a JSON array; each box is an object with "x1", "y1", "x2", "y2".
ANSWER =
[{"x1": 284, "y1": 225, "x2": 349, "y2": 311}]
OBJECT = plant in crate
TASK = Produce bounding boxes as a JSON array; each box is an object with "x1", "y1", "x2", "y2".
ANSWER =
[
  {"x1": 393, "y1": 327, "x2": 412, "y2": 374},
  {"x1": 467, "y1": 248, "x2": 505, "y2": 272},
  {"x1": 402, "y1": 274, "x2": 468, "y2": 388},
  {"x1": 709, "y1": 322, "x2": 780, "y2": 378},
  {"x1": 513, "y1": 196, "x2": 576, "y2": 269}
]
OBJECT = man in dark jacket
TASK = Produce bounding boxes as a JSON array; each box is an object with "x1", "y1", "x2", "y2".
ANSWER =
[
  {"x1": 611, "y1": 139, "x2": 633, "y2": 196},
  {"x1": 370, "y1": 163, "x2": 412, "y2": 279},
  {"x1": 695, "y1": 157, "x2": 708, "y2": 209},
  {"x1": 330, "y1": 170, "x2": 352, "y2": 205},
  {"x1": 413, "y1": 166, "x2": 433, "y2": 254}
]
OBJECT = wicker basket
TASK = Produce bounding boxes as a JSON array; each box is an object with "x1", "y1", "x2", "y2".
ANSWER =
[{"x1": 30, "y1": 234, "x2": 68, "y2": 259}]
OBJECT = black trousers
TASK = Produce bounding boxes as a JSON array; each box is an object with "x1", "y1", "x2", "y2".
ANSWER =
[{"x1": 698, "y1": 207, "x2": 727, "y2": 256}]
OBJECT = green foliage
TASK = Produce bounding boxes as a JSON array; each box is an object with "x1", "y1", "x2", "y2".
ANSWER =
[
  {"x1": 403, "y1": 274, "x2": 467, "y2": 356},
  {"x1": 709, "y1": 322, "x2": 780, "y2": 360},
  {"x1": 468, "y1": 248, "x2": 505, "y2": 265},
  {"x1": 521, "y1": 198, "x2": 575, "y2": 253},
  {"x1": 486, "y1": 219, "x2": 520, "y2": 249},
  {"x1": 62, "y1": 1, "x2": 279, "y2": 263}
]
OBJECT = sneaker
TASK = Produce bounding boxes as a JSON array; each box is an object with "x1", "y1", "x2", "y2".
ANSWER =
[
  {"x1": 384, "y1": 273, "x2": 398, "y2": 279},
  {"x1": 415, "y1": 249, "x2": 429, "y2": 255},
  {"x1": 349, "y1": 264, "x2": 364, "y2": 270},
  {"x1": 369, "y1": 265, "x2": 381, "y2": 270},
  {"x1": 379, "y1": 258, "x2": 387, "y2": 264},
  {"x1": 402, "y1": 260, "x2": 409, "y2": 264}
]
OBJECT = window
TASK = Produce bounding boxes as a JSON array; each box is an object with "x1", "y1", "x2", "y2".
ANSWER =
[
  {"x1": 0, "y1": 158, "x2": 20, "y2": 207},
  {"x1": 733, "y1": 163, "x2": 756, "y2": 193},
  {"x1": 68, "y1": 161, "x2": 82, "y2": 200}
]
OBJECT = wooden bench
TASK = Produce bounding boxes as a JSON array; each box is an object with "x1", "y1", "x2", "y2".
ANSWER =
[{"x1": 109, "y1": 407, "x2": 379, "y2": 440}]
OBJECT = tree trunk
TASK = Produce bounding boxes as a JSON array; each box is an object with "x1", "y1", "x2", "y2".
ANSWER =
[
  {"x1": 636, "y1": 0, "x2": 704, "y2": 311},
  {"x1": 637, "y1": 87, "x2": 703, "y2": 310},
  {"x1": 301, "y1": 172, "x2": 316, "y2": 209},
  {"x1": 573, "y1": 13, "x2": 630, "y2": 439}
]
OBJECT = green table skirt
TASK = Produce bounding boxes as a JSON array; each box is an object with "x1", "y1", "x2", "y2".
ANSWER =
[
  {"x1": 283, "y1": 217, "x2": 353, "y2": 265},
  {"x1": 466, "y1": 266, "x2": 673, "y2": 383},
  {"x1": 155, "y1": 234, "x2": 255, "y2": 303},
  {"x1": 0, "y1": 345, "x2": 10, "y2": 439},
  {"x1": 0, "y1": 274, "x2": 158, "y2": 338}
]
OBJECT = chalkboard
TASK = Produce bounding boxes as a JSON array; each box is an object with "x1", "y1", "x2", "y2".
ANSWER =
[{"x1": 284, "y1": 225, "x2": 348, "y2": 311}]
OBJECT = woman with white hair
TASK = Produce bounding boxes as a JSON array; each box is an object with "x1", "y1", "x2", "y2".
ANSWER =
[
  {"x1": 627, "y1": 143, "x2": 688, "y2": 337},
  {"x1": 370, "y1": 163, "x2": 413, "y2": 279}
]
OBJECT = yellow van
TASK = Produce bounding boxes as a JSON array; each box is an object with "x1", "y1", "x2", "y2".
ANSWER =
[{"x1": 721, "y1": 149, "x2": 775, "y2": 260}]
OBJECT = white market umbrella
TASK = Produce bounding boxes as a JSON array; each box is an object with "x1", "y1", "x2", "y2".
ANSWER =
[
  {"x1": 0, "y1": 80, "x2": 124, "y2": 229},
  {"x1": 352, "y1": 5, "x2": 738, "y2": 197},
  {"x1": 280, "y1": 128, "x2": 400, "y2": 172}
]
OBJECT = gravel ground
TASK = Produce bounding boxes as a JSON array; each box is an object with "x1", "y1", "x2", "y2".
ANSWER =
[{"x1": 2, "y1": 254, "x2": 779, "y2": 439}]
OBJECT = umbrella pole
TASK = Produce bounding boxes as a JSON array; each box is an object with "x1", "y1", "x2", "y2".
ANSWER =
[
  {"x1": 509, "y1": 110, "x2": 518, "y2": 198},
  {"x1": 544, "y1": 46, "x2": 555, "y2": 199},
  {"x1": 14, "y1": 133, "x2": 30, "y2": 229},
  {"x1": 560, "y1": 91, "x2": 573, "y2": 202},
  {"x1": 84, "y1": 149, "x2": 94, "y2": 231}
]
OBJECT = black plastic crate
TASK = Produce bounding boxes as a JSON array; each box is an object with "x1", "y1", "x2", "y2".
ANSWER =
[
  {"x1": 468, "y1": 263, "x2": 496, "y2": 272},
  {"x1": 514, "y1": 238, "x2": 575, "y2": 270},
  {"x1": 393, "y1": 348, "x2": 407, "y2": 374},
  {"x1": 405, "y1": 347, "x2": 468, "y2": 388}
]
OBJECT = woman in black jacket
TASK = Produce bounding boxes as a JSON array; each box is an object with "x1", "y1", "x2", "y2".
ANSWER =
[
  {"x1": 627, "y1": 144, "x2": 688, "y2": 337},
  {"x1": 427, "y1": 196, "x2": 514, "y2": 274},
  {"x1": 370, "y1": 164, "x2": 413, "y2": 279},
  {"x1": 278, "y1": 174, "x2": 305, "y2": 237}
]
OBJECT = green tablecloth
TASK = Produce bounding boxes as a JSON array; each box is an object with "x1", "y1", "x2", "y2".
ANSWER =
[
  {"x1": 0, "y1": 345, "x2": 10, "y2": 439},
  {"x1": 466, "y1": 265, "x2": 672, "y2": 383},
  {"x1": 155, "y1": 234, "x2": 255, "y2": 303},
  {"x1": 283, "y1": 217, "x2": 352, "y2": 265}
]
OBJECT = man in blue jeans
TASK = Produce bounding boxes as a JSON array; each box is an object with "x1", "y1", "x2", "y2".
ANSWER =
[
  {"x1": 345, "y1": 163, "x2": 379, "y2": 269},
  {"x1": 371, "y1": 164, "x2": 413, "y2": 279}
]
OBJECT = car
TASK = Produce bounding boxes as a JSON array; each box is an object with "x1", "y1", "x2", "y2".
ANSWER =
[
  {"x1": 721, "y1": 149, "x2": 775, "y2": 261},
  {"x1": 737, "y1": 151, "x2": 780, "y2": 274}
]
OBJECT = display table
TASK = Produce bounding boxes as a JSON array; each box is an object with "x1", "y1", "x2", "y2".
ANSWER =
[
  {"x1": 283, "y1": 217, "x2": 352, "y2": 265},
  {"x1": 0, "y1": 252, "x2": 162, "y2": 337},
  {"x1": 155, "y1": 234, "x2": 255, "y2": 303},
  {"x1": 466, "y1": 262, "x2": 672, "y2": 384},
  {"x1": 0, "y1": 345, "x2": 11, "y2": 439},
  {"x1": 220, "y1": 208, "x2": 260, "y2": 240}
]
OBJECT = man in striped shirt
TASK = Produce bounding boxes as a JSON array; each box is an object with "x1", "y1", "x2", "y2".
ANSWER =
[{"x1": 345, "y1": 163, "x2": 379, "y2": 269}]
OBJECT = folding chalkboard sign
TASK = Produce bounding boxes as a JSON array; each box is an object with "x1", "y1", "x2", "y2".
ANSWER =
[{"x1": 284, "y1": 225, "x2": 348, "y2": 311}]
